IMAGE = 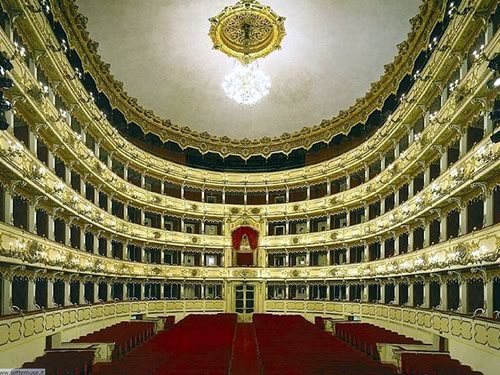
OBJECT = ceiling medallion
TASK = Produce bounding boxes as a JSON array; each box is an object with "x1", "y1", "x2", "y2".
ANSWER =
[{"x1": 209, "y1": 0, "x2": 286, "y2": 105}]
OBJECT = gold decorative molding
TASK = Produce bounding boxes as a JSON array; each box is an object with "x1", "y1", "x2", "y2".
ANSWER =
[
  {"x1": 209, "y1": 0, "x2": 285, "y2": 63},
  {"x1": 47, "y1": 0, "x2": 447, "y2": 158},
  {"x1": 9, "y1": 1, "x2": 496, "y2": 187},
  {"x1": 0, "y1": 220, "x2": 498, "y2": 281}
]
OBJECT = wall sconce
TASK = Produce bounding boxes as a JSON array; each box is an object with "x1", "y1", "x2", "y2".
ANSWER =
[
  {"x1": 10, "y1": 42, "x2": 26, "y2": 60},
  {"x1": 49, "y1": 39, "x2": 68, "y2": 54},
  {"x1": 448, "y1": 2, "x2": 473, "y2": 17},
  {"x1": 413, "y1": 70, "x2": 431, "y2": 82},
  {"x1": 26, "y1": 0, "x2": 50, "y2": 14},
  {"x1": 80, "y1": 92, "x2": 95, "y2": 104},
  {"x1": 66, "y1": 67, "x2": 82, "y2": 81}
]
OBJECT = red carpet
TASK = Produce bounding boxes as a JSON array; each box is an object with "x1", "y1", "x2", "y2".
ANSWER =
[{"x1": 231, "y1": 323, "x2": 262, "y2": 375}]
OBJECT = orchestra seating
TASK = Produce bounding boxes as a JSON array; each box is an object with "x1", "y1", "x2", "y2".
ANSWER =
[
  {"x1": 94, "y1": 313, "x2": 237, "y2": 375},
  {"x1": 253, "y1": 314, "x2": 397, "y2": 375},
  {"x1": 335, "y1": 322, "x2": 482, "y2": 375},
  {"x1": 22, "y1": 349, "x2": 95, "y2": 375},
  {"x1": 335, "y1": 322, "x2": 422, "y2": 358},
  {"x1": 400, "y1": 352, "x2": 483, "y2": 375},
  {"x1": 73, "y1": 321, "x2": 155, "y2": 358},
  {"x1": 22, "y1": 321, "x2": 156, "y2": 374}
]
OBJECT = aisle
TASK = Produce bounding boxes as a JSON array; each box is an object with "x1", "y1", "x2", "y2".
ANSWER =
[{"x1": 230, "y1": 323, "x2": 262, "y2": 375}]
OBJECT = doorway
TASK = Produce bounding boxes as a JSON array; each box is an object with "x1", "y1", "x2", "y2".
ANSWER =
[{"x1": 235, "y1": 284, "x2": 255, "y2": 322}]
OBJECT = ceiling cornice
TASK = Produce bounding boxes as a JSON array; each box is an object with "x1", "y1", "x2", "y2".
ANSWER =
[{"x1": 53, "y1": 0, "x2": 440, "y2": 159}]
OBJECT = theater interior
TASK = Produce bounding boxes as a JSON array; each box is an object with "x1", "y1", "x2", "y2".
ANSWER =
[{"x1": 0, "y1": 0, "x2": 499, "y2": 374}]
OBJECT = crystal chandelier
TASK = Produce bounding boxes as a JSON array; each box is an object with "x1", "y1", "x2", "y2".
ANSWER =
[
  {"x1": 222, "y1": 62, "x2": 271, "y2": 105},
  {"x1": 209, "y1": 0, "x2": 285, "y2": 106}
]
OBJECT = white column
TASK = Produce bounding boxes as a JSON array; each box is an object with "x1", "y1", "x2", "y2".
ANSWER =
[
  {"x1": 64, "y1": 282, "x2": 71, "y2": 306},
  {"x1": 440, "y1": 216, "x2": 447, "y2": 242},
  {"x1": 79, "y1": 230, "x2": 85, "y2": 251},
  {"x1": 78, "y1": 282, "x2": 85, "y2": 305},
  {"x1": 27, "y1": 279, "x2": 36, "y2": 310},
  {"x1": 1, "y1": 277, "x2": 12, "y2": 315},
  {"x1": 326, "y1": 250, "x2": 331, "y2": 266},
  {"x1": 89, "y1": 283, "x2": 97, "y2": 303},
  {"x1": 3, "y1": 190, "x2": 13, "y2": 225},
  {"x1": 408, "y1": 231, "x2": 414, "y2": 252},
  {"x1": 423, "y1": 225, "x2": 431, "y2": 247},
  {"x1": 440, "y1": 150, "x2": 448, "y2": 173},
  {"x1": 107, "y1": 283, "x2": 113, "y2": 301},
  {"x1": 440, "y1": 282, "x2": 448, "y2": 311},
  {"x1": 394, "y1": 237, "x2": 400, "y2": 256},
  {"x1": 422, "y1": 282, "x2": 430, "y2": 309},
  {"x1": 483, "y1": 194, "x2": 494, "y2": 227},
  {"x1": 47, "y1": 279, "x2": 54, "y2": 308},
  {"x1": 379, "y1": 285, "x2": 385, "y2": 304},
  {"x1": 28, "y1": 129, "x2": 37, "y2": 155},
  {"x1": 380, "y1": 241, "x2": 386, "y2": 259},
  {"x1": 459, "y1": 207, "x2": 468, "y2": 235},
  {"x1": 458, "y1": 281, "x2": 467, "y2": 313},
  {"x1": 27, "y1": 204, "x2": 36, "y2": 233},
  {"x1": 286, "y1": 188, "x2": 290, "y2": 203},
  {"x1": 424, "y1": 167, "x2": 431, "y2": 187},
  {"x1": 408, "y1": 283, "x2": 414, "y2": 307},
  {"x1": 159, "y1": 283, "x2": 165, "y2": 300},
  {"x1": 394, "y1": 283, "x2": 400, "y2": 305},
  {"x1": 459, "y1": 131, "x2": 468, "y2": 157},
  {"x1": 285, "y1": 253, "x2": 290, "y2": 267},
  {"x1": 139, "y1": 284, "x2": 145, "y2": 300},
  {"x1": 306, "y1": 252, "x2": 311, "y2": 266},
  {"x1": 484, "y1": 280, "x2": 494, "y2": 318},
  {"x1": 361, "y1": 285, "x2": 368, "y2": 302}
]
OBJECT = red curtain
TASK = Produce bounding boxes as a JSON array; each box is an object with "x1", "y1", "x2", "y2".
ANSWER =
[
  {"x1": 231, "y1": 226, "x2": 259, "y2": 250},
  {"x1": 237, "y1": 253, "x2": 254, "y2": 267}
]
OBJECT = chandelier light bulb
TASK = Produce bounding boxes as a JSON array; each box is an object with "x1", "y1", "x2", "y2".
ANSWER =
[{"x1": 222, "y1": 62, "x2": 271, "y2": 105}]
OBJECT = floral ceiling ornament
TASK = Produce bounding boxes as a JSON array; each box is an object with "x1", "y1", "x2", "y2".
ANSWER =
[{"x1": 209, "y1": 0, "x2": 286, "y2": 105}]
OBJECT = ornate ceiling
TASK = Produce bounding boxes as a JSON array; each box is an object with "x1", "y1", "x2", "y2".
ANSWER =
[{"x1": 74, "y1": 0, "x2": 420, "y2": 140}]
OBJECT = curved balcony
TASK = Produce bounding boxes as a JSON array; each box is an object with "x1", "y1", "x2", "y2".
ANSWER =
[{"x1": 7, "y1": 0, "x2": 494, "y2": 187}]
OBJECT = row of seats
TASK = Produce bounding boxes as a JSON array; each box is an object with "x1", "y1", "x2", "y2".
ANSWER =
[
  {"x1": 335, "y1": 322, "x2": 482, "y2": 375},
  {"x1": 335, "y1": 322, "x2": 422, "y2": 358},
  {"x1": 23, "y1": 349, "x2": 95, "y2": 375},
  {"x1": 401, "y1": 352, "x2": 482, "y2": 375},
  {"x1": 22, "y1": 320, "x2": 156, "y2": 374},
  {"x1": 73, "y1": 321, "x2": 155, "y2": 358},
  {"x1": 253, "y1": 314, "x2": 397, "y2": 375},
  {"x1": 95, "y1": 313, "x2": 237, "y2": 375}
]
